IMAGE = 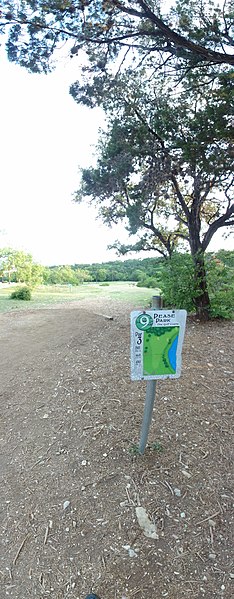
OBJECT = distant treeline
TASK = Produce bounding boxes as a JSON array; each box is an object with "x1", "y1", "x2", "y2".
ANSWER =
[
  {"x1": 55, "y1": 256, "x2": 165, "y2": 284},
  {"x1": 47, "y1": 250, "x2": 234, "y2": 285},
  {"x1": 1, "y1": 249, "x2": 233, "y2": 287},
  {"x1": 1, "y1": 249, "x2": 233, "y2": 318}
]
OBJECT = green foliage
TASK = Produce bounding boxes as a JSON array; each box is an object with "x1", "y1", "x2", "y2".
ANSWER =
[
  {"x1": 160, "y1": 254, "x2": 196, "y2": 311},
  {"x1": 0, "y1": 248, "x2": 44, "y2": 287},
  {"x1": 206, "y1": 255, "x2": 234, "y2": 319},
  {"x1": 10, "y1": 286, "x2": 32, "y2": 301},
  {"x1": 43, "y1": 265, "x2": 93, "y2": 285},
  {"x1": 150, "y1": 442, "x2": 163, "y2": 453},
  {"x1": 158, "y1": 252, "x2": 234, "y2": 318},
  {"x1": 129, "y1": 444, "x2": 141, "y2": 456},
  {"x1": 2, "y1": 1, "x2": 234, "y2": 75},
  {"x1": 137, "y1": 276, "x2": 159, "y2": 289},
  {"x1": 75, "y1": 64, "x2": 233, "y2": 318},
  {"x1": 209, "y1": 288, "x2": 234, "y2": 319},
  {"x1": 74, "y1": 257, "x2": 164, "y2": 283}
]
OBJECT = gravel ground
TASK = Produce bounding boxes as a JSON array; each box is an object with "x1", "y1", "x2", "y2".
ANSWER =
[{"x1": 0, "y1": 297, "x2": 233, "y2": 599}]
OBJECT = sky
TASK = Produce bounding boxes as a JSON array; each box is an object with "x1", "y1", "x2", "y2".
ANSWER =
[
  {"x1": 0, "y1": 51, "x2": 132, "y2": 266},
  {"x1": 0, "y1": 48, "x2": 233, "y2": 266}
]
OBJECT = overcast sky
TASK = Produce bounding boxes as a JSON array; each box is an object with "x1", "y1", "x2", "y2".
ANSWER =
[
  {"x1": 0, "y1": 51, "x2": 132, "y2": 265},
  {"x1": 0, "y1": 50, "x2": 232, "y2": 266}
]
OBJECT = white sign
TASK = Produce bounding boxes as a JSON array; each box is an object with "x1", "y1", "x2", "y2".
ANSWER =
[{"x1": 131, "y1": 309, "x2": 187, "y2": 381}]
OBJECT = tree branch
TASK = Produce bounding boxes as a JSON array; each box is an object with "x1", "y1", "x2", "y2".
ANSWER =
[
  {"x1": 170, "y1": 174, "x2": 190, "y2": 220},
  {"x1": 135, "y1": 0, "x2": 234, "y2": 65},
  {"x1": 202, "y1": 203, "x2": 234, "y2": 251}
]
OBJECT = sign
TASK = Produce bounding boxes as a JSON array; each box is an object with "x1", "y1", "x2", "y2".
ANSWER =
[{"x1": 131, "y1": 309, "x2": 187, "y2": 381}]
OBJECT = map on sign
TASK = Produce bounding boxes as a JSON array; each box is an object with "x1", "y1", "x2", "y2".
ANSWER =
[{"x1": 131, "y1": 310, "x2": 187, "y2": 380}]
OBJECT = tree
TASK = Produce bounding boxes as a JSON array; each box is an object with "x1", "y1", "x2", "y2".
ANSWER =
[
  {"x1": 0, "y1": 248, "x2": 44, "y2": 286},
  {"x1": 43, "y1": 264, "x2": 92, "y2": 284},
  {"x1": 75, "y1": 69, "x2": 234, "y2": 318},
  {"x1": 1, "y1": 1, "x2": 233, "y2": 77}
]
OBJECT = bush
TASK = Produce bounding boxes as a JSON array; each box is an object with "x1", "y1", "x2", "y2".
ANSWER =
[
  {"x1": 209, "y1": 289, "x2": 234, "y2": 319},
  {"x1": 136, "y1": 276, "x2": 159, "y2": 288},
  {"x1": 159, "y1": 254, "x2": 196, "y2": 312},
  {"x1": 10, "y1": 286, "x2": 32, "y2": 301},
  {"x1": 159, "y1": 252, "x2": 234, "y2": 318},
  {"x1": 99, "y1": 282, "x2": 110, "y2": 286}
]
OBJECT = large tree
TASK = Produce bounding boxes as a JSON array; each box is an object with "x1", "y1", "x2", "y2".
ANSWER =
[
  {"x1": 74, "y1": 69, "x2": 234, "y2": 318},
  {"x1": 0, "y1": 248, "x2": 45, "y2": 285},
  {"x1": 1, "y1": 1, "x2": 233, "y2": 317},
  {"x1": 1, "y1": 1, "x2": 233, "y2": 75}
]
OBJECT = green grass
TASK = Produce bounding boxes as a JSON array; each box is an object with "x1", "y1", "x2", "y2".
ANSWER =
[{"x1": 0, "y1": 282, "x2": 161, "y2": 314}]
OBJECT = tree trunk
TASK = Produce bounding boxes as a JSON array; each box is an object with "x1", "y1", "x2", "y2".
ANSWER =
[
  {"x1": 193, "y1": 251, "x2": 211, "y2": 320},
  {"x1": 188, "y1": 207, "x2": 211, "y2": 320}
]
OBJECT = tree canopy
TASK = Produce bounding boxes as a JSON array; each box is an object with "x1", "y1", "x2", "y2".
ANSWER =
[
  {"x1": 0, "y1": 248, "x2": 44, "y2": 286},
  {"x1": 1, "y1": 1, "x2": 233, "y2": 318},
  {"x1": 1, "y1": 1, "x2": 233, "y2": 75},
  {"x1": 74, "y1": 65, "x2": 233, "y2": 317}
]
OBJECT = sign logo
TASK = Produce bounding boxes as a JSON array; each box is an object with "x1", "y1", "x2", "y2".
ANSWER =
[{"x1": 136, "y1": 313, "x2": 153, "y2": 331}]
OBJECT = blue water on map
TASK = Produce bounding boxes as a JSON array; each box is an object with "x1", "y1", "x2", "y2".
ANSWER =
[{"x1": 168, "y1": 336, "x2": 178, "y2": 371}]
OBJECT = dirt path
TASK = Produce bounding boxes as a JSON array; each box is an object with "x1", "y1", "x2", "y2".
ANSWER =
[{"x1": 0, "y1": 298, "x2": 233, "y2": 599}]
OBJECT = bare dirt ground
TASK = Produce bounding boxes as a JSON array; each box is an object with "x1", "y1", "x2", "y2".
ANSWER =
[{"x1": 0, "y1": 297, "x2": 233, "y2": 599}]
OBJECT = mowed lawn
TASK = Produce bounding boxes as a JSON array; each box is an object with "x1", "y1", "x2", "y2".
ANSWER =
[{"x1": 0, "y1": 282, "x2": 160, "y2": 313}]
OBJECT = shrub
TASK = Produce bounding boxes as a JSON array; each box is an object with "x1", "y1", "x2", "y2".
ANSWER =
[
  {"x1": 10, "y1": 286, "x2": 32, "y2": 301},
  {"x1": 209, "y1": 289, "x2": 234, "y2": 319},
  {"x1": 159, "y1": 253, "x2": 234, "y2": 318},
  {"x1": 160, "y1": 254, "x2": 196, "y2": 312},
  {"x1": 136, "y1": 276, "x2": 159, "y2": 288}
]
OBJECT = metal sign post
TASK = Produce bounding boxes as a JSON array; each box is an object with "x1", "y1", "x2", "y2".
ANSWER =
[
  {"x1": 130, "y1": 297, "x2": 187, "y2": 455},
  {"x1": 139, "y1": 295, "x2": 162, "y2": 454}
]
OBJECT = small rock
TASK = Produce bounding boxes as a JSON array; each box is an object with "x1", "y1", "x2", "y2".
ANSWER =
[
  {"x1": 63, "y1": 500, "x2": 70, "y2": 510},
  {"x1": 180, "y1": 512, "x2": 186, "y2": 518},
  {"x1": 182, "y1": 469, "x2": 191, "y2": 478},
  {"x1": 208, "y1": 553, "x2": 216, "y2": 560},
  {"x1": 135, "y1": 506, "x2": 158, "y2": 539},
  {"x1": 209, "y1": 519, "x2": 216, "y2": 528},
  {"x1": 43, "y1": 413, "x2": 49, "y2": 419},
  {"x1": 122, "y1": 544, "x2": 138, "y2": 558},
  {"x1": 174, "y1": 488, "x2": 181, "y2": 497},
  {"x1": 128, "y1": 548, "x2": 137, "y2": 558}
]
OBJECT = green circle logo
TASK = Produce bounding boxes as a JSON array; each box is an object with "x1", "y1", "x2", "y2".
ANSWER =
[{"x1": 136, "y1": 313, "x2": 153, "y2": 330}]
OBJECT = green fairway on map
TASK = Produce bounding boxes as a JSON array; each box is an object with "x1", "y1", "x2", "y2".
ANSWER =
[{"x1": 143, "y1": 326, "x2": 180, "y2": 376}]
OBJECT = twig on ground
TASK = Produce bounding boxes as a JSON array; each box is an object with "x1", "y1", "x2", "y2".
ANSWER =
[
  {"x1": 44, "y1": 526, "x2": 49, "y2": 546},
  {"x1": 196, "y1": 511, "x2": 220, "y2": 526},
  {"x1": 196, "y1": 551, "x2": 205, "y2": 562},
  {"x1": 160, "y1": 480, "x2": 174, "y2": 496},
  {"x1": 13, "y1": 534, "x2": 30, "y2": 566},
  {"x1": 30, "y1": 439, "x2": 58, "y2": 469}
]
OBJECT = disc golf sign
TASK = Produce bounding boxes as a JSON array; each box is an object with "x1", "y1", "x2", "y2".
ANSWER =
[{"x1": 131, "y1": 309, "x2": 187, "y2": 381}]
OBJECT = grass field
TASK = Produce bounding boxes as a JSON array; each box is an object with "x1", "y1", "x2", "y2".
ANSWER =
[{"x1": 0, "y1": 282, "x2": 161, "y2": 314}]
